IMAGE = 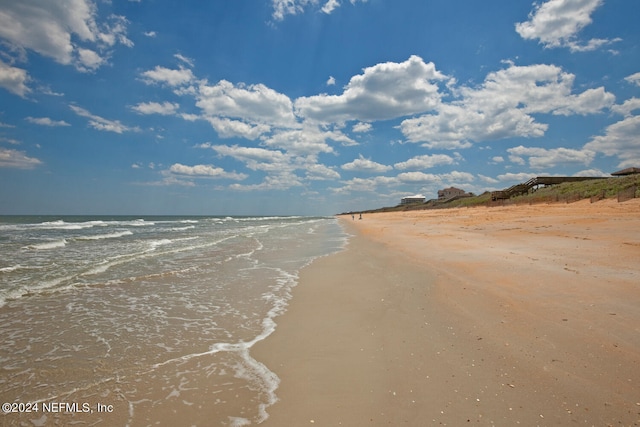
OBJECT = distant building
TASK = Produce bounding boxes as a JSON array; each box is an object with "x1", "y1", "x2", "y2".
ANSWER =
[
  {"x1": 400, "y1": 194, "x2": 426, "y2": 205},
  {"x1": 612, "y1": 167, "x2": 640, "y2": 176},
  {"x1": 437, "y1": 187, "x2": 467, "y2": 200}
]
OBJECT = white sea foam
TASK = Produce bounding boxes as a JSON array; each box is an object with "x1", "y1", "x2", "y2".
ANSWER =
[
  {"x1": 170, "y1": 225, "x2": 195, "y2": 231},
  {"x1": 234, "y1": 348, "x2": 280, "y2": 424},
  {"x1": 236, "y1": 216, "x2": 304, "y2": 222},
  {"x1": 0, "y1": 288, "x2": 24, "y2": 307},
  {"x1": 82, "y1": 263, "x2": 111, "y2": 276},
  {"x1": 148, "y1": 239, "x2": 173, "y2": 250},
  {"x1": 0, "y1": 273, "x2": 78, "y2": 307},
  {"x1": 126, "y1": 219, "x2": 154, "y2": 227},
  {"x1": 79, "y1": 236, "x2": 208, "y2": 277},
  {"x1": 0, "y1": 264, "x2": 23, "y2": 273},
  {"x1": 228, "y1": 417, "x2": 251, "y2": 427},
  {"x1": 37, "y1": 220, "x2": 108, "y2": 230},
  {"x1": 75, "y1": 230, "x2": 133, "y2": 241},
  {"x1": 25, "y1": 239, "x2": 67, "y2": 250}
]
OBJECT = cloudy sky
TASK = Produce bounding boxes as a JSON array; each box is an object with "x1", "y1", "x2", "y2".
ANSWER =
[{"x1": 1, "y1": 0, "x2": 639, "y2": 215}]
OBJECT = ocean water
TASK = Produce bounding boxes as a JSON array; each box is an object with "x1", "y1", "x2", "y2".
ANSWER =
[{"x1": 0, "y1": 215, "x2": 347, "y2": 426}]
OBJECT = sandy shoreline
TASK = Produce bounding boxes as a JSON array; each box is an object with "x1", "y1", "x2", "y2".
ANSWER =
[{"x1": 252, "y1": 199, "x2": 640, "y2": 426}]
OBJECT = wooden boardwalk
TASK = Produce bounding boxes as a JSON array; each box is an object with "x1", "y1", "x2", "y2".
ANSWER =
[{"x1": 490, "y1": 177, "x2": 605, "y2": 201}]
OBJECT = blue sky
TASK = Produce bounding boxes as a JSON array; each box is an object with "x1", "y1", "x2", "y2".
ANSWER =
[{"x1": 0, "y1": 0, "x2": 639, "y2": 215}]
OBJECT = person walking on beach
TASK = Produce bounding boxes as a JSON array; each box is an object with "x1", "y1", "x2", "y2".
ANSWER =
[{"x1": 359, "y1": 213, "x2": 362, "y2": 220}]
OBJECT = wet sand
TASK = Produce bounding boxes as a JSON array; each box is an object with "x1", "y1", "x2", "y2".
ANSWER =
[{"x1": 252, "y1": 199, "x2": 640, "y2": 426}]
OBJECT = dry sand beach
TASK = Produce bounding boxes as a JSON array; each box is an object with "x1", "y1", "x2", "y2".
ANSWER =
[{"x1": 253, "y1": 199, "x2": 640, "y2": 426}]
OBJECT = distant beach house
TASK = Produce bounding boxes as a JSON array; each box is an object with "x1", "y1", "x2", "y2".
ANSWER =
[
  {"x1": 612, "y1": 167, "x2": 640, "y2": 176},
  {"x1": 400, "y1": 194, "x2": 426, "y2": 205},
  {"x1": 437, "y1": 187, "x2": 467, "y2": 200}
]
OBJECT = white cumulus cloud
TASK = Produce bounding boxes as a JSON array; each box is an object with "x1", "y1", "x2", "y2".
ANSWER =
[
  {"x1": 211, "y1": 144, "x2": 290, "y2": 172},
  {"x1": 174, "y1": 53, "x2": 195, "y2": 68},
  {"x1": 400, "y1": 62, "x2": 614, "y2": 149},
  {"x1": 584, "y1": 114, "x2": 640, "y2": 168},
  {"x1": 131, "y1": 101, "x2": 180, "y2": 115},
  {"x1": 271, "y1": 0, "x2": 368, "y2": 21},
  {"x1": 196, "y1": 80, "x2": 297, "y2": 131},
  {"x1": 611, "y1": 98, "x2": 640, "y2": 118},
  {"x1": 0, "y1": 148, "x2": 42, "y2": 169},
  {"x1": 352, "y1": 122, "x2": 372, "y2": 133},
  {"x1": 341, "y1": 155, "x2": 392, "y2": 173},
  {"x1": 0, "y1": 60, "x2": 30, "y2": 97},
  {"x1": 168, "y1": 163, "x2": 247, "y2": 180},
  {"x1": 140, "y1": 66, "x2": 195, "y2": 87},
  {"x1": 496, "y1": 172, "x2": 537, "y2": 183},
  {"x1": 261, "y1": 127, "x2": 335, "y2": 156},
  {"x1": 393, "y1": 154, "x2": 457, "y2": 170},
  {"x1": 295, "y1": 55, "x2": 448, "y2": 123},
  {"x1": 25, "y1": 117, "x2": 70, "y2": 127},
  {"x1": 624, "y1": 72, "x2": 640, "y2": 87},
  {"x1": 306, "y1": 163, "x2": 341, "y2": 180},
  {"x1": 204, "y1": 117, "x2": 271, "y2": 140},
  {"x1": 507, "y1": 145, "x2": 595, "y2": 169},
  {"x1": 0, "y1": 0, "x2": 132, "y2": 71},
  {"x1": 70, "y1": 105, "x2": 137, "y2": 133},
  {"x1": 515, "y1": 0, "x2": 619, "y2": 52},
  {"x1": 322, "y1": 0, "x2": 341, "y2": 14}
]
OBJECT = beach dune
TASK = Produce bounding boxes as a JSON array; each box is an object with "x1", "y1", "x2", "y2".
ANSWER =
[{"x1": 253, "y1": 199, "x2": 640, "y2": 426}]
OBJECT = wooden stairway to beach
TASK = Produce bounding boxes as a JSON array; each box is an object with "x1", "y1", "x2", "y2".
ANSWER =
[{"x1": 491, "y1": 177, "x2": 605, "y2": 201}]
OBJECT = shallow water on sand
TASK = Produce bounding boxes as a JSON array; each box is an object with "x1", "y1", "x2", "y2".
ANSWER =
[{"x1": 0, "y1": 215, "x2": 347, "y2": 426}]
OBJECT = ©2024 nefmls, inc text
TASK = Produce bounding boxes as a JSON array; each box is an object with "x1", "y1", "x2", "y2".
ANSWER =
[{"x1": 2, "y1": 401, "x2": 114, "y2": 414}]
